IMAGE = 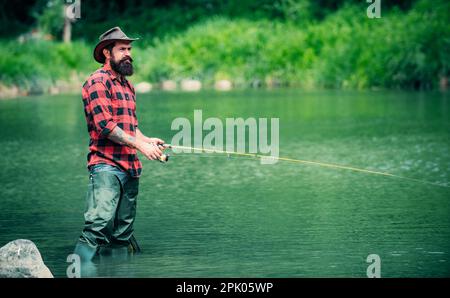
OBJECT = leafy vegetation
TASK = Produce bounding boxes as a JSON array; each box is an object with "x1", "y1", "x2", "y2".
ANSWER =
[{"x1": 0, "y1": 0, "x2": 448, "y2": 93}]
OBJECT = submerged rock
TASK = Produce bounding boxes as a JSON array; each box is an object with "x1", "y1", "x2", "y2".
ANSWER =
[
  {"x1": 135, "y1": 82, "x2": 152, "y2": 93},
  {"x1": 0, "y1": 239, "x2": 53, "y2": 278},
  {"x1": 0, "y1": 84, "x2": 19, "y2": 99},
  {"x1": 215, "y1": 80, "x2": 232, "y2": 91},
  {"x1": 181, "y1": 79, "x2": 202, "y2": 91},
  {"x1": 161, "y1": 80, "x2": 177, "y2": 91},
  {"x1": 27, "y1": 83, "x2": 44, "y2": 96}
]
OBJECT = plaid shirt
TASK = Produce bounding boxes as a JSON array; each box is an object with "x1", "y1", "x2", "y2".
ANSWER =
[{"x1": 82, "y1": 64, "x2": 142, "y2": 177}]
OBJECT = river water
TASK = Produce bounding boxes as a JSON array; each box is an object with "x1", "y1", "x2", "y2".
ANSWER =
[{"x1": 0, "y1": 90, "x2": 448, "y2": 277}]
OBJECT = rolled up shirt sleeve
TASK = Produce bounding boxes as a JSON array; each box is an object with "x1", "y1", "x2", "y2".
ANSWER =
[
  {"x1": 87, "y1": 81, "x2": 117, "y2": 136},
  {"x1": 135, "y1": 111, "x2": 139, "y2": 128}
]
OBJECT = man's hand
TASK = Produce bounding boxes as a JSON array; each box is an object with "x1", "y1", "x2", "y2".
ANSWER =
[
  {"x1": 147, "y1": 137, "x2": 164, "y2": 145},
  {"x1": 136, "y1": 128, "x2": 166, "y2": 148},
  {"x1": 137, "y1": 140, "x2": 163, "y2": 160},
  {"x1": 147, "y1": 137, "x2": 165, "y2": 147}
]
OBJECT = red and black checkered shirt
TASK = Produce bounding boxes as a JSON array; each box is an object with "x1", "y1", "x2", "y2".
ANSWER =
[{"x1": 82, "y1": 64, "x2": 142, "y2": 177}]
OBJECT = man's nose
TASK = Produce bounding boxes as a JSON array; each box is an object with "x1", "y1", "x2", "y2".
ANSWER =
[{"x1": 125, "y1": 49, "x2": 131, "y2": 57}]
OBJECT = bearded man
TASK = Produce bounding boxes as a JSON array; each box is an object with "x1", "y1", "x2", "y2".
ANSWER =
[{"x1": 74, "y1": 27, "x2": 164, "y2": 261}]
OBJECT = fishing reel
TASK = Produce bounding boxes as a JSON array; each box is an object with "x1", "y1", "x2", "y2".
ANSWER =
[{"x1": 156, "y1": 143, "x2": 170, "y2": 163}]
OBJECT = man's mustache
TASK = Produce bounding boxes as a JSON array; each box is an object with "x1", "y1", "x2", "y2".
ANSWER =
[{"x1": 120, "y1": 57, "x2": 133, "y2": 63}]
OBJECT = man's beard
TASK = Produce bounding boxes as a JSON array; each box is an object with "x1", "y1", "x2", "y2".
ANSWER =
[{"x1": 110, "y1": 56, "x2": 134, "y2": 76}]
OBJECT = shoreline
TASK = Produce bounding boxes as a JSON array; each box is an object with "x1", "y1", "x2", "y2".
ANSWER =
[{"x1": 1, "y1": 79, "x2": 448, "y2": 100}]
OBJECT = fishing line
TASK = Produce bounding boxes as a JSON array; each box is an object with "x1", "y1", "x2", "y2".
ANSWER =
[{"x1": 161, "y1": 144, "x2": 449, "y2": 188}]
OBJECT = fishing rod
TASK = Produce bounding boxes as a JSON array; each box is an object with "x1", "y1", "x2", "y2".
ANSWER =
[{"x1": 156, "y1": 144, "x2": 449, "y2": 188}]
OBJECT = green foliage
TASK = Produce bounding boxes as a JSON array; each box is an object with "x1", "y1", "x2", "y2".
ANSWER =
[
  {"x1": 33, "y1": 0, "x2": 65, "y2": 37},
  {"x1": 135, "y1": 0, "x2": 449, "y2": 89},
  {"x1": 272, "y1": 0, "x2": 314, "y2": 25},
  {"x1": 0, "y1": 40, "x2": 96, "y2": 90},
  {"x1": 0, "y1": 0, "x2": 448, "y2": 91}
]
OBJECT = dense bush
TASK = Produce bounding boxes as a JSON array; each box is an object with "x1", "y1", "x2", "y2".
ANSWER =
[
  {"x1": 137, "y1": 0, "x2": 449, "y2": 89},
  {"x1": 0, "y1": 40, "x2": 96, "y2": 90},
  {"x1": 0, "y1": 0, "x2": 448, "y2": 92}
]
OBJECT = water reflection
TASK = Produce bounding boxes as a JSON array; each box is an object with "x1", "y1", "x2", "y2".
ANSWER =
[{"x1": 79, "y1": 247, "x2": 140, "y2": 277}]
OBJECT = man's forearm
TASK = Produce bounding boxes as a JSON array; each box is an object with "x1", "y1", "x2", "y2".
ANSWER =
[
  {"x1": 135, "y1": 128, "x2": 151, "y2": 143},
  {"x1": 108, "y1": 126, "x2": 162, "y2": 160},
  {"x1": 107, "y1": 126, "x2": 140, "y2": 149},
  {"x1": 135, "y1": 127, "x2": 165, "y2": 149}
]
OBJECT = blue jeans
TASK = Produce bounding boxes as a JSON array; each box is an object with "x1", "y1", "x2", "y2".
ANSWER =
[
  {"x1": 79, "y1": 163, "x2": 139, "y2": 248},
  {"x1": 90, "y1": 163, "x2": 130, "y2": 185}
]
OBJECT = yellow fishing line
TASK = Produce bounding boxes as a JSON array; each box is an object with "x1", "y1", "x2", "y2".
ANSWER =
[{"x1": 166, "y1": 144, "x2": 449, "y2": 188}]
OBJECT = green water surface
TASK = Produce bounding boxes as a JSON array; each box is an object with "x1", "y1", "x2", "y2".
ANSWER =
[{"x1": 0, "y1": 90, "x2": 448, "y2": 277}]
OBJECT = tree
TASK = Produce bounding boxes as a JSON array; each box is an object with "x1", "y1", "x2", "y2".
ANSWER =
[
  {"x1": 33, "y1": 0, "x2": 80, "y2": 43},
  {"x1": 63, "y1": 0, "x2": 81, "y2": 43}
]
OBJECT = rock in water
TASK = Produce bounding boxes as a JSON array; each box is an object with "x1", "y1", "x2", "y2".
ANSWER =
[
  {"x1": 135, "y1": 82, "x2": 152, "y2": 93},
  {"x1": 214, "y1": 80, "x2": 232, "y2": 91},
  {"x1": 181, "y1": 79, "x2": 202, "y2": 91},
  {"x1": 161, "y1": 80, "x2": 177, "y2": 91},
  {"x1": 0, "y1": 239, "x2": 53, "y2": 278}
]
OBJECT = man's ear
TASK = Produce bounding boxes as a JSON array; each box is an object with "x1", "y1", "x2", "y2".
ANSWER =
[{"x1": 103, "y1": 48, "x2": 111, "y2": 61}]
